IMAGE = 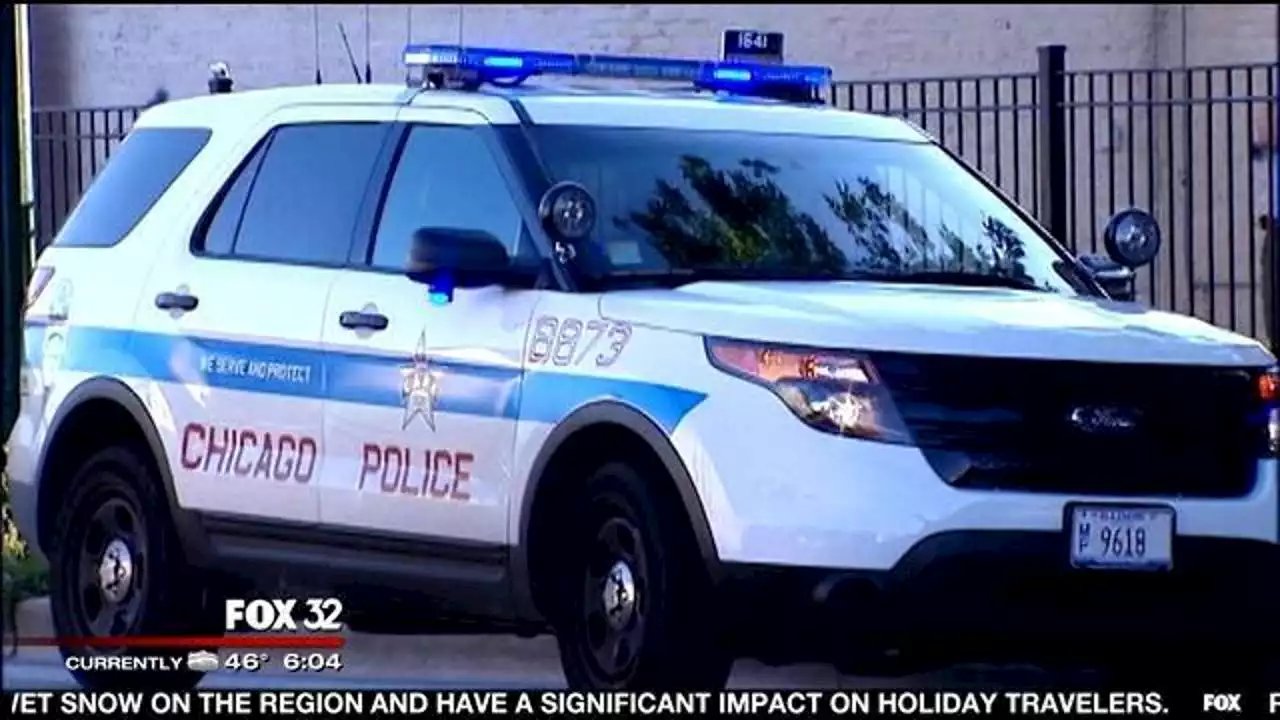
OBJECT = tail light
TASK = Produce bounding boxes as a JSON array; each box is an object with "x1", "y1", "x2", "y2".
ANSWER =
[{"x1": 1260, "y1": 367, "x2": 1279, "y2": 456}]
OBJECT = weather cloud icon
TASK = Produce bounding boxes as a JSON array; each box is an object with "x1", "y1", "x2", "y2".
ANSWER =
[{"x1": 186, "y1": 650, "x2": 220, "y2": 672}]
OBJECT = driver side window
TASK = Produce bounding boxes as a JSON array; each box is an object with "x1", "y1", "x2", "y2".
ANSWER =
[{"x1": 370, "y1": 125, "x2": 526, "y2": 270}]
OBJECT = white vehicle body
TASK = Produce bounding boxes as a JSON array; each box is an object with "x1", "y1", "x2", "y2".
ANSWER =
[{"x1": 7, "y1": 73, "x2": 1279, "y2": 686}]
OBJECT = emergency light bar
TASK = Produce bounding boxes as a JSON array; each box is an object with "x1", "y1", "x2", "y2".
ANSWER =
[{"x1": 403, "y1": 44, "x2": 832, "y2": 103}]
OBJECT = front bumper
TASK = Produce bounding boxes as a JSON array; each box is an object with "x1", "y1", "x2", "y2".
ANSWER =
[
  {"x1": 678, "y1": 384, "x2": 1279, "y2": 571},
  {"x1": 719, "y1": 530, "x2": 1280, "y2": 666}
]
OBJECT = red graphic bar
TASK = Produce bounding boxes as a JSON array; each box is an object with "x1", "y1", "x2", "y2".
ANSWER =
[{"x1": 17, "y1": 635, "x2": 345, "y2": 649}]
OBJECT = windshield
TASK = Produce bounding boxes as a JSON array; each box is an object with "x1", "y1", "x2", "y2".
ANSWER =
[{"x1": 528, "y1": 125, "x2": 1093, "y2": 295}]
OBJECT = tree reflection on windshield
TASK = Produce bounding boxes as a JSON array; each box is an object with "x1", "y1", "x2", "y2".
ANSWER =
[
  {"x1": 622, "y1": 153, "x2": 1037, "y2": 285},
  {"x1": 623, "y1": 155, "x2": 848, "y2": 274},
  {"x1": 528, "y1": 125, "x2": 1084, "y2": 294}
]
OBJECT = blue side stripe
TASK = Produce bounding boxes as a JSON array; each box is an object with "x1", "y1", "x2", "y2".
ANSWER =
[{"x1": 22, "y1": 323, "x2": 705, "y2": 432}]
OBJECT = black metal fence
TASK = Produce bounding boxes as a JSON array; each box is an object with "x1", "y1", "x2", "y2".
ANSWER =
[
  {"x1": 31, "y1": 105, "x2": 140, "y2": 246},
  {"x1": 26, "y1": 46, "x2": 1280, "y2": 346},
  {"x1": 835, "y1": 45, "x2": 1280, "y2": 347}
]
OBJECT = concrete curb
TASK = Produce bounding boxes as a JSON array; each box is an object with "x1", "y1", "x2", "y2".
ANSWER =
[{"x1": 7, "y1": 596, "x2": 564, "y2": 679}]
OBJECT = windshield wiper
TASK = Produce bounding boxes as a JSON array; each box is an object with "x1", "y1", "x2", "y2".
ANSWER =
[
  {"x1": 601, "y1": 267, "x2": 843, "y2": 288},
  {"x1": 859, "y1": 270, "x2": 1050, "y2": 293},
  {"x1": 597, "y1": 267, "x2": 1047, "y2": 292}
]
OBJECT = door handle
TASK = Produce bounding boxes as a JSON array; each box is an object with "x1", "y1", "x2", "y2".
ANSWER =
[
  {"x1": 155, "y1": 291, "x2": 199, "y2": 312},
  {"x1": 339, "y1": 310, "x2": 389, "y2": 331}
]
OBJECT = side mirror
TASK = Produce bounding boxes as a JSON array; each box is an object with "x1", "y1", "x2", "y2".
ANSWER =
[
  {"x1": 405, "y1": 227, "x2": 538, "y2": 290},
  {"x1": 1103, "y1": 208, "x2": 1162, "y2": 269},
  {"x1": 1078, "y1": 253, "x2": 1136, "y2": 302}
]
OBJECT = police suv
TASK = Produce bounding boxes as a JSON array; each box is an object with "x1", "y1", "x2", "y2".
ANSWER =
[{"x1": 6, "y1": 34, "x2": 1279, "y2": 690}]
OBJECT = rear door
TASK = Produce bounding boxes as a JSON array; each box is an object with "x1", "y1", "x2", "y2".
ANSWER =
[
  {"x1": 132, "y1": 106, "x2": 397, "y2": 524},
  {"x1": 8, "y1": 127, "x2": 211, "y2": 514}
]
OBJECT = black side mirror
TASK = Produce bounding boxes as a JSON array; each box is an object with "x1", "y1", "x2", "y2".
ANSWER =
[
  {"x1": 1103, "y1": 208, "x2": 1162, "y2": 268},
  {"x1": 1078, "y1": 253, "x2": 1137, "y2": 301},
  {"x1": 405, "y1": 227, "x2": 538, "y2": 290}
]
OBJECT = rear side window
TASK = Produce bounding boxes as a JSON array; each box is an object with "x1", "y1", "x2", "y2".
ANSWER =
[
  {"x1": 197, "y1": 139, "x2": 269, "y2": 257},
  {"x1": 55, "y1": 127, "x2": 211, "y2": 248},
  {"x1": 195, "y1": 123, "x2": 389, "y2": 266}
]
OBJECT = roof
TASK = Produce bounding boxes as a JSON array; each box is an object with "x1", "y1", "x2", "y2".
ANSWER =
[
  {"x1": 133, "y1": 83, "x2": 408, "y2": 130},
  {"x1": 135, "y1": 81, "x2": 929, "y2": 143},
  {"x1": 500, "y1": 87, "x2": 927, "y2": 141}
]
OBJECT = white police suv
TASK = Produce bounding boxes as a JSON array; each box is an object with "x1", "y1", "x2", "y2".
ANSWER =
[{"x1": 6, "y1": 35, "x2": 1279, "y2": 690}]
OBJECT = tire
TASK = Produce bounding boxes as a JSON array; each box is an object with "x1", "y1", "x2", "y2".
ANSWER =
[
  {"x1": 48, "y1": 446, "x2": 222, "y2": 690},
  {"x1": 553, "y1": 460, "x2": 733, "y2": 690}
]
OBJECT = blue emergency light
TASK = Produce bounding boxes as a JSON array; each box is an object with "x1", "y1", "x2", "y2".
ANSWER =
[{"x1": 402, "y1": 43, "x2": 832, "y2": 103}]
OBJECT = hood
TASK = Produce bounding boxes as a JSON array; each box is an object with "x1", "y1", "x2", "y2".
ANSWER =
[{"x1": 598, "y1": 281, "x2": 1275, "y2": 366}]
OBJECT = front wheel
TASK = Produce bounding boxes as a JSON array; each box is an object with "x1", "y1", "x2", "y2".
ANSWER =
[
  {"x1": 553, "y1": 460, "x2": 733, "y2": 690},
  {"x1": 49, "y1": 446, "x2": 222, "y2": 690}
]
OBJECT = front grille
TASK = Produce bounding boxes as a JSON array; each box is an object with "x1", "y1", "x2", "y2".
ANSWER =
[{"x1": 871, "y1": 352, "x2": 1269, "y2": 498}]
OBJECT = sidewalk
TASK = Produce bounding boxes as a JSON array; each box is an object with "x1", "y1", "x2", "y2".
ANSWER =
[{"x1": 6, "y1": 596, "x2": 564, "y2": 681}]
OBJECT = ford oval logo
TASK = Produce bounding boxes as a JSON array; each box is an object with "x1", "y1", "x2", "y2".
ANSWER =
[{"x1": 1068, "y1": 406, "x2": 1141, "y2": 434}]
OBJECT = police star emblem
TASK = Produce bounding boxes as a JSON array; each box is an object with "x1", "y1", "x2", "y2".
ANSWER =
[{"x1": 401, "y1": 332, "x2": 441, "y2": 431}]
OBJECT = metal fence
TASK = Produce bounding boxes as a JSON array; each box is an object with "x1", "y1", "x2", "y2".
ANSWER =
[
  {"x1": 835, "y1": 45, "x2": 1280, "y2": 347},
  {"x1": 27, "y1": 45, "x2": 1280, "y2": 346},
  {"x1": 31, "y1": 105, "x2": 140, "y2": 246}
]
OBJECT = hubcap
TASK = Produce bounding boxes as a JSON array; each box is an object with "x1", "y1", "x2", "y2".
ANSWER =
[
  {"x1": 97, "y1": 539, "x2": 133, "y2": 603},
  {"x1": 73, "y1": 496, "x2": 146, "y2": 637},
  {"x1": 580, "y1": 514, "x2": 647, "y2": 681},
  {"x1": 601, "y1": 560, "x2": 637, "y2": 630}
]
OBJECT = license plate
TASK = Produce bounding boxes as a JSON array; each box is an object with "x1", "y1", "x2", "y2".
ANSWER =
[{"x1": 1069, "y1": 505, "x2": 1173, "y2": 570}]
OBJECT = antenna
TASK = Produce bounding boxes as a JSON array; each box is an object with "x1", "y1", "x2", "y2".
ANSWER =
[
  {"x1": 404, "y1": 5, "x2": 414, "y2": 83},
  {"x1": 337, "y1": 23, "x2": 362, "y2": 83},
  {"x1": 456, "y1": 4, "x2": 465, "y2": 45},
  {"x1": 363, "y1": 5, "x2": 372, "y2": 83},
  {"x1": 404, "y1": 6, "x2": 413, "y2": 84},
  {"x1": 312, "y1": 5, "x2": 323, "y2": 84}
]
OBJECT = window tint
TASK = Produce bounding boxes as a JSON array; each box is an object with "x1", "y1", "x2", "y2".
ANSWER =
[
  {"x1": 371, "y1": 125, "x2": 524, "y2": 270},
  {"x1": 197, "y1": 140, "x2": 268, "y2": 256},
  {"x1": 232, "y1": 123, "x2": 388, "y2": 265},
  {"x1": 56, "y1": 127, "x2": 211, "y2": 248}
]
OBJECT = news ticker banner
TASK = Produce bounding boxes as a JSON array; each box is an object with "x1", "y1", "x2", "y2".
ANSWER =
[{"x1": 6, "y1": 689, "x2": 1279, "y2": 718}]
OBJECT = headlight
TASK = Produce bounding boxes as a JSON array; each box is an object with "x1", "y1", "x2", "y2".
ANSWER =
[{"x1": 704, "y1": 337, "x2": 911, "y2": 443}]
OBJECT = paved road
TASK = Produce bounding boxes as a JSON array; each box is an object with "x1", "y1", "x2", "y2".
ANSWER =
[{"x1": 3, "y1": 647, "x2": 1064, "y2": 691}]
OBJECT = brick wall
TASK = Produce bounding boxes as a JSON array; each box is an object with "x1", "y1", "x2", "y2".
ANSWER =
[{"x1": 27, "y1": 4, "x2": 1278, "y2": 108}]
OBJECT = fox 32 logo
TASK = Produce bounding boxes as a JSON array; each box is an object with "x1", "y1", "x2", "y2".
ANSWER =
[{"x1": 224, "y1": 598, "x2": 344, "y2": 632}]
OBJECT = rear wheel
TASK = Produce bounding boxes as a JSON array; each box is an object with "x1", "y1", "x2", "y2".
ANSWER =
[
  {"x1": 553, "y1": 460, "x2": 732, "y2": 689},
  {"x1": 49, "y1": 446, "x2": 222, "y2": 690}
]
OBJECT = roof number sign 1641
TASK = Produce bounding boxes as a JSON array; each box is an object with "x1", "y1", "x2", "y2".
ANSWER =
[{"x1": 722, "y1": 29, "x2": 785, "y2": 63}]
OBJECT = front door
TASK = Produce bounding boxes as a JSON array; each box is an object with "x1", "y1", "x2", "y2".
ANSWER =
[{"x1": 318, "y1": 110, "x2": 542, "y2": 546}]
